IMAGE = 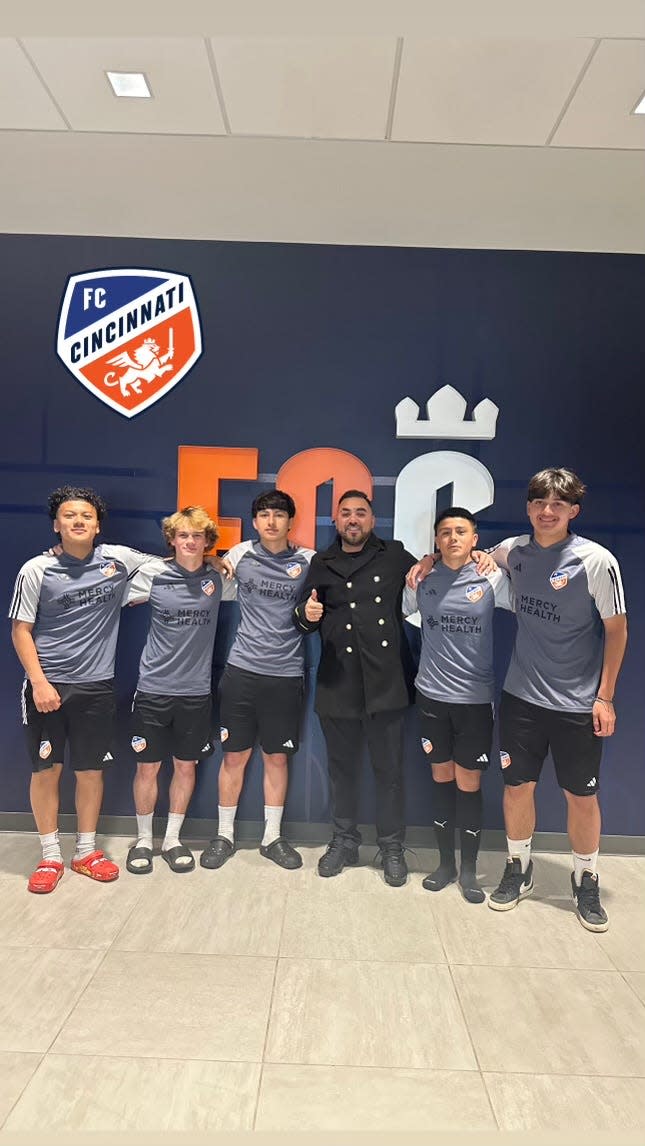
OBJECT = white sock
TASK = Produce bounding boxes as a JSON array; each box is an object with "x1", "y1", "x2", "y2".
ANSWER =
[
  {"x1": 507, "y1": 836, "x2": 532, "y2": 873},
  {"x1": 136, "y1": 812, "x2": 154, "y2": 848},
  {"x1": 218, "y1": 805, "x2": 237, "y2": 844},
  {"x1": 163, "y1": 812, "x2": 185, "y2": 851},
  {"x1": 75, "y1": 831, "x2": 96, "y2": 859},
  {"x1": 262, "y1": 805, "x2": 284, "y2": 847},
  {"x1": 573, "y1": 849, "x2": 599, "y2": 884},
  {"x1": 40, "y1": 831, "x2": 62, "y2": 863}
]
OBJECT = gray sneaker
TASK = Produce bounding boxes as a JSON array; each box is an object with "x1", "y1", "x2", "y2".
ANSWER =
[
  {"x1": 571, "y1": 870, "x2": 609, "y2": 932},
  {"x1": 489, "y1": 857, "x2": 534, "y2": 911}
]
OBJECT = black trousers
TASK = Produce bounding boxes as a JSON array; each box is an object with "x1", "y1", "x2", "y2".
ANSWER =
[{"x1": 319, "y1": 709, "x2": 406, "y2": 845}]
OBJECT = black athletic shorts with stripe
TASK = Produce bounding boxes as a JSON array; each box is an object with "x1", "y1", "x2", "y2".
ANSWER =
[
  {"x1": 218, "y1": 664, "x2": 304, "y2": 755},
  {"x1": 130, "y1": 692, "x2": 214, "y2": 763},
  {"x1": 22, "y1": 679, "x2": 116, "y2": 773},
  {"x1": 499, "y1": 690, "x2": 602, "y2": 796},
  {"x1": 416, "y1": 690, "x2": 493, "y2": 770}
]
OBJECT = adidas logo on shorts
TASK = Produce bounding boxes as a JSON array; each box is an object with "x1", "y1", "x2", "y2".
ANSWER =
[
  {"x1": 476, "y1": 754, "x2": 488, "y2": 763},
  {"x1": 586, "y1": 777, "x2": 597, "y2": 788},
  {"x1": 282, "y1": 739, "x2": 295, "y2": 749},
  {"x1": 102, "y1": 752, "x2": 114, "y2": 762}
]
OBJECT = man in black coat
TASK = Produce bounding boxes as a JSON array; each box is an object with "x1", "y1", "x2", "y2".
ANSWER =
[{"x1": 294, "y1": 490, "x2": 417, "y2": 885}]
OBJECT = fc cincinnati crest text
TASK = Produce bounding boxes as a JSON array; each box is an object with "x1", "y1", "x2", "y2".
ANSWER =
[{"x1": 57, "y1": 268, "x2": 203, "y2": 418}]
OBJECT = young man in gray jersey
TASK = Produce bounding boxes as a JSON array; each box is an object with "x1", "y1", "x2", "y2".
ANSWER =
[
  {"x1": 200, "y1": 491, "x2": 315, "y2": 872},
  {"x1": 125, "y1": 507, "x2": 235, "y2": 875},
  {"x1": 486, "y1": 469, "x2": 627, "y2": 930},
  {"x1": 404, "y1": 508, "x2": 512, "y2": 904},
  {"x1": 9, "y1": 486, "x2": 157, "y2": 893}
]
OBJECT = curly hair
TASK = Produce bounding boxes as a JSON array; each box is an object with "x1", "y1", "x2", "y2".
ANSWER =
[
  {"x1": 48, "y1": 486, "x2": 106, "y2": 525},
  {"x1": 162, "y1": 506, "x2": 219, "y2": 550}
]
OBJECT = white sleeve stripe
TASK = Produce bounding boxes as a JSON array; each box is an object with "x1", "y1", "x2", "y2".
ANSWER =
[
  {"x1": 607, "y1": 565, "x2": 625, "y2": 614},
  {"x1": 20, "y1": 679, "x2": 28, "y2": 725},
  {"x1": 9, "y1": 574, "x2": 24, "y2": 617}
]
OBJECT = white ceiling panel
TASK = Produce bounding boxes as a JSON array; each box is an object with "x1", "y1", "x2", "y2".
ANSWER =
[
  {"x1": 22, "y1": 37, "x2": 226, "y2": 134},
  {"x1": 552, "y1": 39, "x2": 645, "y2": 148},
  {"x1": 211, "y1": 36, "x2": 397, "y2": 139},
  {"x1": 0, "y1": 38, "x2": 66, "y2": 130},
  {"x1": 392, "y1": 38, "x2": 593, "y2": 145}
]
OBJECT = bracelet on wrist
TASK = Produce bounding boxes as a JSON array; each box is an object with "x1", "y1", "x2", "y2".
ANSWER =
[{"x1": 595, "y1": 696, "x2": 614, "y2": 706}]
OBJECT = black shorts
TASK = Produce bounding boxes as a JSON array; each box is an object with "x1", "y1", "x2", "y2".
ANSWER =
[
  {"x1": 499, "y1": 691, "x2": 602, "y2": 796},
  {"x1": 22, "y1": 679, "x2": 116, "y2": 773},
  {"x1": 416, "y1": 691, "x2": 493, "y2": 770},
  {"x1": 131, "y1": 692, "x2": 214, "y2": 763},
  {"x1": 218, "y1": 664, "x2": 303, "y2": 755}
]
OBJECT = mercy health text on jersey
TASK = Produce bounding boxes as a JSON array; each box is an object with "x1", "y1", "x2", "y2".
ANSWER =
[{"x1": 56, "y1": 269, "x2": 203, "y2": 418}]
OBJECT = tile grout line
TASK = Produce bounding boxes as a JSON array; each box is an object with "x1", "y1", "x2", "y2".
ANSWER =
[
  {"x1": 0, "y1": 1052, "x2": 46, "y2": 1131},
  {"x1": 446, "y1": 961, "x2": 501, "y2": 1130},
  {"x1": 250, "y1": 883, "x2": 291, "y2": 1130}
]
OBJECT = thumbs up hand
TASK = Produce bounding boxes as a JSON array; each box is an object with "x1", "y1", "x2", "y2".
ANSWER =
[{"x1": 304, "y1": 588, "x2": 324, "y2": 622}]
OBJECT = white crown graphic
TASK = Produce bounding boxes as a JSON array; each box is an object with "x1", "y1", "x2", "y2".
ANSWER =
[{"x1": 395, "y1": 385, "x2": 499, "y2": 440}]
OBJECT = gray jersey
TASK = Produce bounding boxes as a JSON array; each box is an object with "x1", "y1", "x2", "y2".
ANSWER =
[
  {"x1": 9, "y1": 543, "x2": 153, "y2": 683},
  {"x1": 128, "y1": 558, "x2": 234, "y2": 696},
  {"x1": 226, "y1": 540, "x2": 316, "y2": 677},
  {"x1": 495, "y1": 532, "x2": 626, "y2": 712},
  {"x1": 404, "y1": 562, "x2": 512, "y2": 704}
]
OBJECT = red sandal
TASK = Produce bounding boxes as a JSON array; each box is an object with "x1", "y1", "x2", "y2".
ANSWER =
[
  {"x1": 71, "y1": 850, "x2": 119, "y2": 882},
  {"x1": 27, "y1": 859, "x2": 64, "y2": 894}
]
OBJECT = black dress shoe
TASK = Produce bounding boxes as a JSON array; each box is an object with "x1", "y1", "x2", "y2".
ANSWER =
[
  {"x1": 260, "y1": 837, "x2": 303, "y2": 869},
  {"x1": 317, "y1": 838, "x2": 360, "y2": 878},
  {"x1": 200, "y1": 836, "x2": 235, "y2": 869},
  {"x1": 378, "y1": 842, "x2": 408, "y2": 887}
]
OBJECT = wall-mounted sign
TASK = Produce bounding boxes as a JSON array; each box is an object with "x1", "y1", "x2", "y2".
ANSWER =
[{"x1": 56, "y1": 268, "x2": 202, "y2": 418}]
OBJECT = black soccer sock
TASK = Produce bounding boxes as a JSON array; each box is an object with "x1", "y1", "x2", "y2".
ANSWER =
[
  {"x1": 431, "y1": 778, "x2": 457, "y2": 870},
  {"x1": 457, "y1": 787, "x2": 483, "y2": 871}
]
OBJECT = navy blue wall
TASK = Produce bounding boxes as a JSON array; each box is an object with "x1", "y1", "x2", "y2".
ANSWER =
[{"x1": 1, "y1": 235, "x2": 643, "y2": 835}]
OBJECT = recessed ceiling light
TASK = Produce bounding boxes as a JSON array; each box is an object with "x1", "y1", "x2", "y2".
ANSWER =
[
  {"x1": 106, "y1": 71, "x2": 151, "y2": 99},
  {"x1": 632, "y1": 92, "x2": 645, "y2": 115}
]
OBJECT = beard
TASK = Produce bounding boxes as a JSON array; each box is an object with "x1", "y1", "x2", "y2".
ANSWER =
[{"x1": 338, "y1": 524, "x2": 371, "y2": 549}]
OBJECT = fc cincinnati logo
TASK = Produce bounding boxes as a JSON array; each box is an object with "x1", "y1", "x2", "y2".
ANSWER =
[
  {"x1": 466, "y1": 584, "x2": 484, "y2": 604},
  {"x1": 100, "y1": 561, "x2": 117, "y2": 578},
  {"x1": 201, "y1": 579, "x2": 215, "y2": 596},
  {"x1": 286, "y1": 562, "x2": 302, "y2": 579},
  {"x1": 549, "y1": 570, "x2": 568, "y2": 590},
  {"x1": 56, "y1": 268, "x2": 202, "y2": 419}
]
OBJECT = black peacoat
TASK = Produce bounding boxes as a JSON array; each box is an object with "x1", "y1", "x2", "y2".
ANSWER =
[{"x1": 294, "y1": 533, "x2": 416, "y2": 718}]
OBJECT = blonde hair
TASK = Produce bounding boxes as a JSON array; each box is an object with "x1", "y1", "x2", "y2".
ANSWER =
[{"x1": 162, "y1": 506, "x2": 218, "y2": 550}]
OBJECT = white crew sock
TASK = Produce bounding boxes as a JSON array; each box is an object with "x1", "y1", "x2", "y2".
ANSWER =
[
  {"x1": 262, "y1": 805, "x2": 284, "y2": 848},
  {"x1": 573, "y1": 849, "x2": 599, "y2": 884},
  {"x1": 75, "y1": 831, "x2": 96, "y2": 860},
  {"x1": 135, "y1": 812, "x2": 154, "y2": 848},
  {"x1": 163, "y1": 812, "x2": 185, "y2": 851},
  {"x1": 507, "y1": 836, "x2": 532, "y2": 873},
  {"x1": 218, "y1": 805, "x2": 237, "y2": 844},
  {"x1": 40, "y1": 830, "x2": 62, "y2": 863}
]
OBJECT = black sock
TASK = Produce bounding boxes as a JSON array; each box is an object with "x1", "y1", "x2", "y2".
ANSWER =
[
  {"x1": 432, "y1": 778, "x2": 456, "y2": 869},
  {"x1": 457, "y1": 787, "x2": 483, "y2": 871}
]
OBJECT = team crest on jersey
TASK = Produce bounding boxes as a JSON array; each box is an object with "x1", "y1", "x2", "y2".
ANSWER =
[
  {"x1": 131, "y1": 735, "x2": 147, "y2": 753},
  {"x1": 56, "y1": 269, "x2": 202, "y2": 419},
  {"x1": 286, "y1": 562, "x2": 302, "y2": 579},
  {"x1": 466, "y1": 584, "x2": 484, "y2": 604},
  {"x1": 421, "y1": 738, "x2": 433, "y2": 754},
  {"x1": 220, "y1": 727, "x2": 229, "y2": 742},
  {"x1": 549, "y1": 569, "x2": 568, "y2": 590},
  {"x1": 39, "y1": 740, "x2": 52, "y2": 760},
  {"x1": 201, "y1": 579, "x2": 215, "y2": 596},
  {"x1": 100, "y1": 561, "x2": 117, "y2": 578},
  {"x1": 500, "y1": 750, "x2": 512, "y2": 769}
]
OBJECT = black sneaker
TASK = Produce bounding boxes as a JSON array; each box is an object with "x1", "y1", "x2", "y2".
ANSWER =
[
  {"x1": 317, "y1": 838, "x2": 360, "y2": 878},
  {"x1": 488, "y1": 857, "x2": 534, "y2": 911},
  {"x1": 377, "y1": 842, "x2": 408, "y2": 887},
  {"x1": 571, "y1": 870, "x2": 609, "y2": 932}
]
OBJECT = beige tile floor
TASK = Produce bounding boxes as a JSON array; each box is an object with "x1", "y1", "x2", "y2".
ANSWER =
[{"x1": 0, "y1": 831, "x2": 644, "y2": 1135}]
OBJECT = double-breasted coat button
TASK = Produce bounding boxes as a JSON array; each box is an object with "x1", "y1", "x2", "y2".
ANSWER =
[
  {"x1": 374, "y1": 596, "x2": 382, "y2": 603},
  {"x1": 373, "y1": 575, "x2": 380, "y2": 582},
  {"x1": 349, "y1": 602, "x2": 356, "y2": 609},
  {"x1": 346, "y1": 646, "x2": 353, "y2": 653},
  {"x1": 378, "y1": 618, "x2": 385, "y2": 625},
  {"x1": 346, "y1": 581, "x2": 352, "y2": 588},
  {"x1": 381, "y1": 640, "x2": 388, "y2": 647},
  {"x1": 346, "y1": 623, "x2": 352, "y2": 630}
]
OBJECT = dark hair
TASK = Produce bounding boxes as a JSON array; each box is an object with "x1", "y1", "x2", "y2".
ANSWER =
[
  {"x1": 337, "y1": 489, "x2": 373, "y2": 509},
  {"x1": 48, "y1": 486, "x2": 106, "y2": 526},
  {"x1": 435, "y1": 506, "x2": 478, "y2": 531},
  {"x1": 527, "y1": 468, "x2": 586, "y2": 505},
  {"x1": 252, "y1": 489, "x2": 296, "y2": 519}
]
